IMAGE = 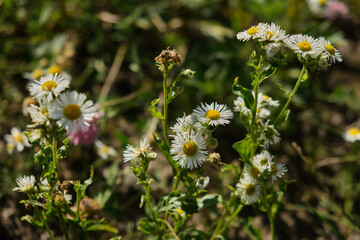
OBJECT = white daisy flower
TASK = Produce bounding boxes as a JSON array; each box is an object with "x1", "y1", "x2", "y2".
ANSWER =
[
  {"x1": 23, "y1": 68, "x2": 45, "y2": 81},
  {"x1": 259, "y1": 93, "x2": 280, "y2": 107},
  {"x1": 236, "y1": 22, "x2": 269, "y2": 42},
  {"x1": 5, "y1": 127, "x2": 31, "y2": 153},
  {"x1": 258, "y1": 22, "x2": 287, "y2": 42},
  {"x1": 271, "y1": 163, "x2": 288, "y2": 182},
  {"x1": 258, "y1": 121, "x2": 281, "y2": 148},
  {"x1": 171, "y1": 113, "x2": 206, "y2": 135},
  {"x1": 236, "y1": 174, "x2": 261, "y2": 204},
  {"x1": 123, "y1": 138, "x2": 155, "y2": 162},
  {"x1": 26, "y1": 102, "x2": 50, "y2": 126},
  {"x1": 170, "y1": 130, "x2": 208, "y2": 170},
  {"x1": 307, "y1": 0, "x2": 329, "y2": 16},
  {"x1": 47, "y1": 65, "x2": 72, "y2": 81},
  {"x1": 63, "y1": 190, "x2": 72, "y2": 204},
  {"x1": 49, "y1": 91, "x2": 97, "y2": 134},
  {"x1": 29, "y1": 73, "x2": 70, "y2": 102},
  {"x1": 13, "y1": 175, "x2": 36, "y2": 193},
  {"x1": 286, "y1": 34, "x2": 322, "y2": 58},
  {"x1": 265, "y1": 43, "x2": 282, "y2": 59},
  {"x1": 252, "y1": 151, "x2": 274, "y2": 173},
  {"x1": 319, "y1": 37, "x2": 343, "y2": 63},
  {"x1": 195, "y1": 176, "x2": 210, "y2": 190},
  {"x1": 244, "y1": 163, "x2": 261, "y2": 179},
  {"x1": 95, "y1": 140, "x2": 117, "y2": 160},
  {"x1": 40, "y1": 178, "x2": 50, "y2": 192},
  {"x1": 28, "y1": 129, "x2": 43, "y2": 143},
  {"x1": 193, "y1": 102, "x2": 233, "y2": 126},
  {"x1": 344, "y1": 127, "x2": 360, "y2": 142},
  {"x1": 233, "y1": 96, "x2": 251, "y2": 116}
]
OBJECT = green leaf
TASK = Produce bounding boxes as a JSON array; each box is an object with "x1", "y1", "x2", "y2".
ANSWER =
[
  {"x1": 21, "y1": 215, "x2": 43, "y2": 227},
  {"x1": 86, "y1": 223, "x2": 118, "y2": 234},
  {"x1": 301, "y1": 68, "x2": 309, "y2": 82},
  {"x1": 168, "y1": 69, "x2": 195, "y2": 103},
  {"x1": 232, "y1": 136, "x2": 257, "y2": 162},
  {"x1": 221, "y1": 163, "x2": 240, "y2": 179},
  {"x1": 149, "y1": 99, "x2": 164, "y2": 120},
  {"x1": 153, "y1": 134, "x2": 178, "y2": 172},
  {"x1": 259, "y1": 64, "x2": 276, "y2": 83},
  {"x1": 247, "y1": 50, "x2": 258, "y2": 68},
  {"x1": 243, "y1": 217, "x2": 262, "y2": 240},
  {"x1": 232, "y1": 77, "x2": 254, "y2": 111},
  {"x1": 20, "y1": 199, "x2": 44, "y2": 207},
  {"x1": 197, "y1": 194, "x2": 219, "y2": 210},
  {"x1": 138, "y1": 217, "x2": 157, "y2": 235},
  {"x1": 63, "y1": 136, "x2": 70, "y2": 146},
  {"x1": 181, "y1": 197, "x2": 198, "y2": 214},
  {"x1": 179, "y1": 228, "x2": 208, "y2": 240}
]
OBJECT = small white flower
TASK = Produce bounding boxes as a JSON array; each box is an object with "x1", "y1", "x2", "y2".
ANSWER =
[
  {"x1": 258, "y1": 22, "x2": 287, "y2": 43},
  {"x1": 47, "y1": 65, "x2": 72, "y2": 81},
  {"x1": 233, "y1": 96, "x2": 251, "y2": 116},
  {"x1": 26, "y1": 102, "x2": 50, "y2": 126},
  {"x1": 286, "y1": 34, "x2": 322, "y2": 58},
  {"x1": 193, "y1": 102, "x2": 233, "y2": 126},
  {"x1": 307, "y1": 0, "x2": 329, "y2": 16},
  {"x1": 271, "y1": 163, "x2": 288, "y2": 182},
  {"x1": 319, "y1": 37, "x2": 342, "y2": 63},
  {"x1": 6, "y1": 142, "x2": 16, "y2": 154},
  {"x1": 5, "y1": 127, "x2": 31, "y2": 153},
  {"x1": 258, "y1": 121, "x2": 281, "y2": 148},
  {"x1": 13, "y1": 175, "x2": 36, "y2": 193},
  {"x1": 259, "y1": 93, "x2": 279, "y2": 107},
  {"x1": 40, "y1": 178, "x2": 50, "y2": 192},
  {"x1": 95, "y1": 140, "x2": 117, "y2": 160},
  {"x1": 29, "y1": 73, "x2": 70, "y2": 102},
  {"x1": 28, "y1": 129, "x2": 42, "y2": 143},
  {"x1": 23, "y1": 68, "x2": 45, "y2": 81},
  {"x1": 236, "y1": 175, "x2": 261, "y2": 204},
  {"x1": 344, "y1": 127, "x2": 360, "y2": 142},
  {"x1": 195, "y1": 176, "x2": 210, "y2": 190},
  {"x1": 176, "y1": 208, "x2": 186, "y2": 217},
  {"x1": 236, "y1": 23, "x2": 269, "y2": 42},
  {"x1": 170, "y1": 130, "x2": 208, "y2": 170},
  {"x1": 244, "y1": 163, "x2": 261, "y2": 179},
  {"x1": 123, "y1": 138, "x2": 155, "y2": 162},
  {"x1": 265, "y1": 43, "x2": 282, "y2": 59},
  {"x1": 63, "y1": 190, "x2": 72, "y2": 204},
  {"x1": 171, "y1": 113, "x2": 206, "y2": 135},
  {"x1": 253, "y1": 151, "x2": 274, "y2": 173},
  {"x1": 49, "y1": 91, "x2": 97, "y2": 134}
]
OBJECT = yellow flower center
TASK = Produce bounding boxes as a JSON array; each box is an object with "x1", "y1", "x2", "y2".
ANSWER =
[
  {"x1": 247, "y1": 27, "x2": 259, "y2": 35},
  {"x1": 318, "y1": 0, "x2": 327, "y2": 5},
  {"x1": 41, "y1": 81, "x2": 58, "y2": 91},
  {"x1": 101, "y1": 146, "x2": 109, "y2": 154},
  {"x1": 263, "y1": 95, "x2": 270, "y2": 100},
  {"x1": 32, "y1": 69, "x2": 43, "y2": 79},
  {"x1": 325, "y1": 44, "x2": 335, "y2": 55},
  {"x1": 260, "y1": 158, "x2": 269, "y2": 166},
  {"x1": 63, "y1": 104, "x2": 82, "y2": 120},
  {"x1": 48, "y1": 65, "x2": 62, "y2": 75},
  {"x1": 245, "y1": 183, "x2": 256, "y2": 196},
  {"x1": 205, "y1": 110, "x2": 220, "y2": 120},
  {"x1": 176, "y1": 208, "x2": 185, "y2": 215},
  {"x1": 265, "y1": 31, "x2": 274, "y2": 40},
  {"x1": 183, "y1": 141, "x2": 198, "y2": 156},
  {"x1": 265, "y1": 127, "x2": 275, "y2": 139},
  {"x1": 14, "y1": 133, "x2": 23, "y2": 143},
  {"x1": 250, "y1": 166, "x2": 260, "y2": 179},
  {"x1": 348, "y1": 128, "x2": 360, "y2": 136},
  {"x1": 298, "y1": 41, "x2": 312, "y2": 51},
  {"x1": 271, "y1": 165, "x2": 278, "y2": 174}
]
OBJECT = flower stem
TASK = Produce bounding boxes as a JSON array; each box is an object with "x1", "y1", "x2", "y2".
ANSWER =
[
  {"x1": 58, "y1": 209, "x2": 70, "y2": 240},
  {"x1": 44, "y1": 223, "x2": 56, "y2": 240},
  {"x1": 273, "y1": 65, "x2": 307, "y2": 126},
  {"x1": 52, "y1": 137, "x2": 59, "y2": 178},
  {"x1": 269, "y1": 212, "x2": 276, "y2": 240},
  {"x1": 162, "y1": 72, "x2": 171, "y2": 146}
]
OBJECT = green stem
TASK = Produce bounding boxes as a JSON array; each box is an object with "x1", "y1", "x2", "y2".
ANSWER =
[
  {"x1": 58, "y1": 209, "x2": 70, "y2": 240},
  {"x1": 269, "y1": 212, "x2": 276, "y2": 240},
  {"x1": 219, "y1": 203, "x2": 244, "y2": 234},
  {"x1": 44, "y1": 223, "x2": 56, "y2": 240},
  {"x1": 164, "y1": 170, "x2": 181, "y2": 221},
  {"x1": 162, "y1": 73, "x2": 171, "y2": 146},
  {"x1": 273, "y1": 65, "x2": 307, "y2": 125},
  {"x1": 144, "y1": 182, "x2": 161, "y2": 237},
  {"x1": 52, "y1": 137, "x2": 59, "y2": 178}
]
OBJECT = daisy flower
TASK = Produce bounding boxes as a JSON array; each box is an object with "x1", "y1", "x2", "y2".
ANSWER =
[
  {"x1": 319, "y1": 37, "x2": 343, "y2": 63},
  {"x1": 258, "y1": 121, "x2": 281, "y2": 148},
  {"x1": 244, "y1": 163, "x2": 261, "y2": 179},
  {"x1": 265, "y1": 42, "x2": 282, "y2": 59},
  {"x1": 259, "y1": 93, "x2": 279, "y2": 107},
  {"x1": 13, "y1": 175, "x2": 36, "y2": 193},
  {"x1": 307, "y1": 0, "x2": 329, "y2": 16},
  {"x1": 252, "y1": 151, "x2": 274, "y2": 173},
  {"x1": 171, "y1": 113, "x2": 206, "y2": 135},
  {"x1": 344, "y1": 127, "x2": 360, "y2": 142},
  {"x1": 271, "y1": 163, "x2": 288, "y2": 182},
  {"x1": 47, "y1": 65, "x2": 72, "y2": 81},
  {"x1": 195, "y1": 176, "x2": 210, "y2": 190},
  {"x1": 258, "y1": 22, "x2": 287, "y2": 43},
  {"x1": 286, "y1": 34, "x2": 322, "y2": 58},
  {"x1": 193, "y1": 102, "x2": 233, "y2": 126},
  {"x1": 26, "y1": 101, "x2": 50, "y2": 127},
  {"x1": 23, "y1": 68, "x2": 45, "y2": 81},
  {"x1": 236, "y1": 23, "x2": 269, "y2": 42},
  {"x1": 123, "y1": 138, "x2": 156, "y2": 162},
  {"x1": 6, "y1": 142, "x2": 16, "y2": 155},
  {"x1": 95, "y1": 140, "x2": 117, "y2": 160},
  {"x1": 236, "y1": 175, "x2": 261, "y2": 204},
  {"x1": 5, "y1": 127, "x2": 31, "y2": 153},
  {"x1": 170, "y1": 130, "x2": 208, "y2": 170},
  {"x1": 49, "y1": 91, "x2": 97, "y2": 134},
  {"x1": 233, "y1": 96, "x2": 251, "y2": 115},
  {"x1": 29, "y1": 73, "x2": 70, "y2": 102}
]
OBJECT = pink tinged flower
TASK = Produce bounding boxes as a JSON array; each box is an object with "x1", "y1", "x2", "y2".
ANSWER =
[{"x1": 326, "y1": 1, "x2": 349, "y2": 20}]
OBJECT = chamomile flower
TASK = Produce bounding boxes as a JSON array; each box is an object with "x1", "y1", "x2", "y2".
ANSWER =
[
  {"x1": 95, "y1": 140, "x2": 117, "y2": 160},
  {"x1": 286, "y1": 34, "x2": 322, "y2": 58},
  {"x1": 29, "y1": 73, "x2": 70, "y2": 102},
  {"x1": 271, "y1": 163, "x2": 288, "y2": 182},
  {"x1": 259, "y1": 93, "x2": 280, "y2": 107},
  {"x1": 319, "y1": 37, "x2": 342, "y2": 63},
  {"x1": 265, "y1": 42, "x2": 282, "y2": 59},
  {"x1": 253, "y1": 151, "x2": 274, "y2": 173},
  {"x1": 233, "y1": 96, "x2": 251, "y2": 115},
  {"x1": 23, "y1": 68, "x2": 45, "y2": 81},
  {"x1": 236, "y1": 175, "x2": 261, "y2": 204},
  {"x1": 258, "y1": 22, "x2": 287, "y2": 42},
  {"x1": 6, "y1": 142, "x2": 16, "y2": 154},
  {"x1": 307, "y1": 0, "x2": 329, "y2": 16},
  {"x1": 258, "y1": 121, "x2": 281, "y2": 148},
  {"x1": 5, "y1": 127, "x2": 31, "y2": 153},
  {"x1": 244, "y1": 163, "x2": 261, "y2": 179},
  {"x1": 170, "y1": 130, "x2": 208, "y2": 170},
  {"x1": 344, "y1": 127, "x2": 360, "y2": 142},
  {"x1": 236, "y1": 23, "x2": 269, "y2": 42},
  {"x1": 195, "y1": 176, "x2": 210, "y2": 190},
  {"x1": 123, "y1": 138, "x2": 156, "y2": 162},
  {"x1": 26, "y1": 101, "x2": 50, "y2": 127},
  {"x1": 193, "y1": 102, "x2": 233, "y2": 126},
  {"x1": 171, "y1": 113, "x2": 206, "y2": 135},
  {"x1": 47, "y1": 65, "x2": 72, "y2": 81},
  {"x1": 13, "y1": 175, "x2": 36, "y2": 193},
  {"x1": 49, "y1": 91, "x2": 97, "y2": 134}
]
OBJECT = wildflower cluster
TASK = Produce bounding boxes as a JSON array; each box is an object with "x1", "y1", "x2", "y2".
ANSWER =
[{"x1": 306, "y1": 0, "x2": 349, "y2": 20}]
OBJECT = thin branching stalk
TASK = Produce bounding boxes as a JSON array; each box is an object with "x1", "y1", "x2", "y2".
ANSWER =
[
  {"x1": 162, "y1": 72, "x2": 171, "y2": 146},
  {"x1": 52, "y1": 137, "x2": 59, "y2": 178}
]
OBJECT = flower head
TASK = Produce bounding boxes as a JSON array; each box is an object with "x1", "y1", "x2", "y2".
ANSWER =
[
  {"x1": 319, "y1": 37, "x2": 342, "y2": 64},
  {"x1": 258, "y1": 121, "x2": 281, "y2": 148},
  {"x1": 123, "y1": 138, "x2": 156, "y2": 163},
  {"x1": 13, "y1": 175, "x2": 36, "y2": 193},
  {"x1": 236, "y1": 175, "x2": 261, "y2": 204},
  {"x1": 236, "y1": 23, "x2": 269, "y2": 42},
  {"x1": 286, "y1": 34, "x2": 322, "y2": 58},
  {"x1": 271, "y1": 163, "x2": 288, "y2": 182},
  {"x1": 253, "y1": 151, "x2": 274, "y2": 173},
  {"x1": 170, "y1": 130, "x2": 208, "y2": 170},
  {"x1": 29, "y1": 73, "x2": 70, "y2": 102},
  {"x1": 258, "y1": 22, "x2": 287, "y2": 43},
  {"x1": 26, "y1": 101, "x2": 50, "y2": 127},
  {"x1": 195, "y1": 176, "x2": 210, "y2": 190},
  {"x1": 5, "y1": 127, "x2": 31, "y2": 153},
  {"x1": 171, "y1": 113, "x2": 206, "y2": 135},
  {"x1": 344, "y1": 127, "x2": 360, "y2": 142},
  {"x1": 95, "y1": 140, "x2": 117, "y2": 160},
  {"x1": 193, "y1": 102, "x2": 233, "y2": 126},
  {"x1": 49, "y1": 91, "x2": 97, "y2": 134}
]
